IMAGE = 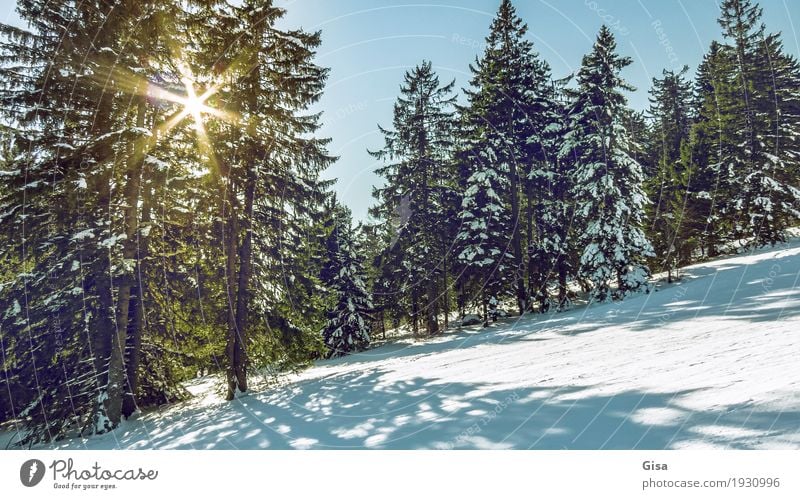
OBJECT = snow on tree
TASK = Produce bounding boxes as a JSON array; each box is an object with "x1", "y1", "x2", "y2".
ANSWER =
[
  {"x1": 682, "y1": 41, "x2": 740, "y2": 257},
  {"x1": 455, "y1": 144, "x2": 515, "y2": 325},
  {"x1": 645, "y1": 66, "x2": 694, "y2": 281},
  {"x1": 321, "y1": 205, "x2": 373, "y2": 358},
  {"x1": 526, "y1": 77, "x2": 574, "y2": 311},
  {"x1": 457, "y1": 0, "x2": 552, "y2": 315},
  {"x1": 0, "y1": 0, "x2": 189, "y2": 443},
  {"x1": 369, "y1": 61, "x2": 457, "y2": 335},
  {"x1": 715, "y1": 0, "x2": 800, "y2": 245},
  {"x1": 0, "y1": 0, "x2": 335, "y2": 443},
  {"x1": 563, "y1": 26, "x2": 654, "y2": 302}
]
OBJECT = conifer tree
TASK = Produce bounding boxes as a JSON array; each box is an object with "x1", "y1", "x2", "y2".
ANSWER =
[
  {"x1": 716, "y1": 0, "x2": 800, "y2": 244},
  {"x1": 646, "y1": 67, "x2": 694, "y2": 280},
  {"x1": 457, "y1": 0, "x2": 546, "y2": 315},
  {"x1": 370, "y1": 61, "x2": 456, "y2": 335},
  {"x1": 527, "y1": 78, "x2": 574, "y2": 311},
  {"x1": 0, "y1": 0, "x2": 335, "y2": 442},
  {"x1": 0, "y1": 0, "x2": 190, "y2": 441},
  {"x1": 192, "y1": 0, "x2": 335, "y2": 399},
  {"x1": 564, "y1": 26, "x2": 654, "y2": 302},
  {"x1": 684, "y1": 41, "x2": 739, "y2": 257},
  {"x1": 321, "y1": 205, "x2": 373, "y2": 357}
]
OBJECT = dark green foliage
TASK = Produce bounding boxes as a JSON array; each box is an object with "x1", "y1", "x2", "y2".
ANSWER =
[
  {"x1": 563, "y1": 26, "x2": 653, "y2": 302},
  {"x1": 645, "y1": 67, "x2": 694, "y2": 279},
  {"x1": 0, "y1": 0, "x2": 333, "y2": 443},
  {"x1": 321, "y1": 204, "x2": 373, "y2": 357},
  {"x1": 369, "y1": 61, "x2": 457, "y2": 335}
]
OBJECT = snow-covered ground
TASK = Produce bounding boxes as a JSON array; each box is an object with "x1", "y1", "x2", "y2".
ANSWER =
[{"x1": 10, "y1": 240, "x2": 800, "y2": 449}]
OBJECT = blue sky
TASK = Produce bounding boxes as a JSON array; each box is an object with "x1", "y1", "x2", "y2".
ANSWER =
[{"x1": 3, "y1": 0, "x2": 798, "y2": 221}]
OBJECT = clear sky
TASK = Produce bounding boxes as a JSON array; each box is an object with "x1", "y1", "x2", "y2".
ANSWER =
[{"x1": 3, "y1": 0, "x2": 799, "y2": 222}]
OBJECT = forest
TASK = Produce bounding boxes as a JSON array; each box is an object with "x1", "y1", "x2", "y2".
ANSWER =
[{"x1": 0, "y1": 0, "x2": 798, "y2": 446}]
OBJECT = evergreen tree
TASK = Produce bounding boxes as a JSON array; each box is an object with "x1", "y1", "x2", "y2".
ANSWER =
[
  {"x1": 192, "y1": 0, "x2": 335, "y2": 399},
  {"x1": 370, "y1": 61, "x2": 457, "y2": 335},
  {"x1": 534, "y1": 79, "x2": 577, "y2": 310},
  {"x1": 684, "y1": 41, "x2": 739, "y2": 257},
  {"x1": 564, "y1": 26, "x2": 654, "y2": 302},
  {"x1": 456, "y1": 0, "x2": 547, "y2": 315},
  {"x1": 321, "y1": 205, "x2": 373, "y2": 358},
  {"x1": 456, "y1": 144, "x2": 515, "y2": 325},
  {"x1": 646, "y1": 67, "x2": 694, "y2": 280},
  {"x1": 716, "y1": 0, "x2": 800, "y2": 244},
  {"x1": 0, "y1": 0, "x2": 188, "y2": 442},
  {"x1": 0, "y1": 0, "x2": 334, "y2": 443}
]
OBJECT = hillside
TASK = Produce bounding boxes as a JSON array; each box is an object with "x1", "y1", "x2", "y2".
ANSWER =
[{"x1": 7, "y1": 239, "x2": 800, "y2": 450}]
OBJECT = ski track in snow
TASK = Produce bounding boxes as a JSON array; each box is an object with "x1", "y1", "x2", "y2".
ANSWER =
[{"x1": 13, "y1": 240, "x2": 800, "y2": 450}]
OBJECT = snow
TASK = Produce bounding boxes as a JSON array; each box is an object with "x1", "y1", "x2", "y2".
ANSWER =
[
  {"x1": 99, "y1": 233, "x2": 127, "y2": 248},
  {"x1": 8, "y1": 299, "x2": 21, "y2": 317},
  {"x1": 71, "y1": 229, "x2": 95, "y2": 241},
  {"x1": 12, "y1": 241, "x2": 800, "y2": 450},
  {"x1": 144, "y1": 156, "x2": 170, "y2": 170}
]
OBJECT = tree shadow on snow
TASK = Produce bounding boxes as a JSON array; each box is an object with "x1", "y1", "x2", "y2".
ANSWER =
[{"x1": 56, "y1": 369, "x2": 799, "y2": 450}]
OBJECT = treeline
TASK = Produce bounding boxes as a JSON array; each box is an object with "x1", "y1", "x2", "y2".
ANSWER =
[
  {"x1": 365, "y1": 0, "x2": 800, "y2": 335},
  {"x1": 0, "y1": 0, "x2": 373, "y2": 444}
]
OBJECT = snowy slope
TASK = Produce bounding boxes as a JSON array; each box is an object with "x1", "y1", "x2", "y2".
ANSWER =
[{"x1": 16, "y1": 240, "x2": 800, "y2": 449}]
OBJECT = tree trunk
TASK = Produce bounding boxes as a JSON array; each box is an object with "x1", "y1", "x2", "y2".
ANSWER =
[
  {"x1": 442, "y1": 253, "x2": 449, "y2": 330},
  {"x1": 558, "y1": 255, "x2": 568, "y2": 309},
  {"x1": 91, "y1": 90, "x2": 125, "y2": 432},
  {"x1": 426, "y1": 279, "x2": 439, "y2": 335},
  {"x1": 224, "y1": 194, "x2": 239, "y2": 401},
  {"x1": 482, "y1": 294, "x2": 489, "y2": 328},
  {"x1": 411, "y1": 290, "x2": 419, "y2": 337},
  {"x1": 233, "y1": 158, "x2": 256, "y2": 393},
  {"x1": 122, "y1": 145, "x2": 152, "y2": 418},
  {"x1": 525, "y1": 179, "x2": 535, "y2": 311},
  {"x1": 509, "y1": 158, "x2": 525, "y2": 316},
  {"x1": 116, "y1": 93, "x2": 146, "y2": 418},
  {"x1": 457, "y1": 277, "x2": 465, "y2": 319}
]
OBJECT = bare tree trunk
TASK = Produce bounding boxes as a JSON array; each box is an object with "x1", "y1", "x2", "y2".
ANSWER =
[
  {"x1": 426, "y1": 279, "x2": 439, "y2": 335},
  {"x1": 509, "y1": 158, "x2": 525, "y2": 316},
  {"x1": 411, "y1": 289, "x2": 419, "y2": 337},
  {"x1": 122, "y1": 147, "x2": 152, "y2": 418},
  {"x1": 558, "y1": 256, "x2": 568, "y2": 309},
  {"x1": 91, "y1": 91, "x2": 125, "y2": 431},
  {"x1": 115, "y1": 93, "x2": 146, "y2": 418},
  {"x1": 525, "y1": 179, "x2": 535, "y2": 311},
  {"x1": 482, "y1": 293, "x2": 489, "y2": 328},
  {"x1": 233, "y1": 159, "x2": 255, "y2": 393},
  {"x1": 224, "y1": 196, "x2": 239, "y2": 401},
  {"x1": 442, "y1": 254, "x2": 449, "y2": 330}
]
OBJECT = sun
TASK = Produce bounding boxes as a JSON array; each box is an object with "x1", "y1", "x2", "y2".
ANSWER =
[
  {"x1": 141, "y1": 60, "x2": 238, "y2": 171},
  {"x1": 180, "y1": 77, "x2": 216, "y2": 128},
  {"x1": 183, "y1": 89, "x2": 206, "y2": 120}
]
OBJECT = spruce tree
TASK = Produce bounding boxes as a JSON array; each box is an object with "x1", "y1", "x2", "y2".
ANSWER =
[
  {"x1": 528, "y1": 78, "x2": 575, "y2": 311},
  {"x1": 564, "y1": 26, "x2": 654, "y2": 302},
  {"x1": 716, "y1": 0, "x2": 800, "y2": 244},
  {"x1": 0, "y1": 0, "x2": 190, "y2": 441},
  {"x1": 321, "y1": 205, "x2": 373, "y2": 358},
  {"x1": 455, "y1": 144, "x2": 515, "y2": 325},
  {"x1": 192, "y1": 0, "x2": 335, "y2": 399},
  {"x1": 684, "y1": 41, "x2": 739, "y2": 257},
  {"x1": 0, "y1": 0, "x2": 335, "y2": 443},
  {"x1": 646, "y1": 67, "x2": 694, "y2": 281},
  {"x1": 370, "y1": 61, "x2": 456, "y2": 335},
  {"x1": 457, "y1": 0, "x2": 546, "y2": 315}
]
